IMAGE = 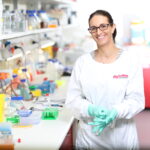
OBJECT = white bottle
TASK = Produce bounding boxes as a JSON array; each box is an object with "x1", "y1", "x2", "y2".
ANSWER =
[{"x1": 46, "y1": 59, "x2": 58, "y2": 81}]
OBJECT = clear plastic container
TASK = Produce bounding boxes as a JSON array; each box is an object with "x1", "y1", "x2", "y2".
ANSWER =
[
  {"x1": 10, "y1": 96, "x2": 24, "y2": 110},
  {"x1": 19, "y1": 111, "x2": 41, "y2": 125}
]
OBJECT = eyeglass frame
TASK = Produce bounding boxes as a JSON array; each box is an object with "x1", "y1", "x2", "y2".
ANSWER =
[{"x1": 88, "y1": 23, "x2": 112, "y2": 33}]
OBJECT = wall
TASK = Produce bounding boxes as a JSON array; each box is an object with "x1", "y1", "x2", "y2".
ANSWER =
[{"x1": 75, "y1": 0, "x2": 150, "y2": 46}]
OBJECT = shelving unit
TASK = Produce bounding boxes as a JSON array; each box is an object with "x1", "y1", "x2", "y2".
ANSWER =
[
  {"x1": 0, "y1": 28, "x2": 56, "y2": 40},
  {"x1": 0, "y1": 24, "x2": 76, "y2": 40},
  {"x1": 0, "y1": 0, "x2": 78, "y2": 61}
]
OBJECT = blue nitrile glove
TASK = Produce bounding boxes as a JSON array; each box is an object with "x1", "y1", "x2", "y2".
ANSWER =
[
  {"x1": 105, "y1": 109, "x2": 118, "y2": 125},
  {"x1": 88, "y1": 116, "x2": 107, "y2": 135},
  {"x1": 88, "y1": 109, "x2": 118, "y2": 136},
  {"x1": 88, "y1": 104, "x2": 108, "y2": 118}
]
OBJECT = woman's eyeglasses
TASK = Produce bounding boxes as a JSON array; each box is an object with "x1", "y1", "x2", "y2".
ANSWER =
[{"x1": 88, "y1": 23, "x2": 111, "y2": 33}]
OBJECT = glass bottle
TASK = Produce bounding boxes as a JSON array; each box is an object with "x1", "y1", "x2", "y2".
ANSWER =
[{"x1": 19, "y1": 79, "x2": 32, "y2": 100}]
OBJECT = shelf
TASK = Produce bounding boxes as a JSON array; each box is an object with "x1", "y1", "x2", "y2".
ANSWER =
[
  {"x1": 6, "y1": 51, "x2": 31, "y2": 61},
  {"x1": 0, "y1": 28, "x2": 58, "y2": 40},
  {"x1": 0, "y1": 25, "x2": 77, "y2": 40},
  {"x1": 42, "y1": 0, "x2": 75, "y2": 5},
  {"x1": 19, "y1": 0, "x2": 76, "y2": 5}
]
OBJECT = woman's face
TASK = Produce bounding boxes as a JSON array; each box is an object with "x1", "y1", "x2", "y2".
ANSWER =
[{"x1": 89, "y1": 15, "x2": 115, "y2": 47}]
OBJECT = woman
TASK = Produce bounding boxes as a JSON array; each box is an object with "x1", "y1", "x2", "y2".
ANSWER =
[{"x1": 65, "y1": 10, "x2": 145, "y2": 150}]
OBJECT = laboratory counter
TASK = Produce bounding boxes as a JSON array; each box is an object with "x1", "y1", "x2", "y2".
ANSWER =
[
  {"x1": 13, "y1": 107, "x2": 74, "y2": 150},
  {"x1": 0, "y1": 77, "x2": 74, "y2": 150},
  {"x1": 1, "y1": 106, "x2": 74, "y2": 150}
]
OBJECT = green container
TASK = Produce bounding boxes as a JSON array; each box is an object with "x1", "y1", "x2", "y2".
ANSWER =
[
  {"x1": 42, "y1": 107, "x2": 58, "y2": 120},
  {"x1": 6, "y1": 115, "x2": 20, "y2": 124}
]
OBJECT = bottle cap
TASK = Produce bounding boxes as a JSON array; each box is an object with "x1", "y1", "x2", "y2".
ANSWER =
[
  {"x1": 22, "y1": 68, "x2": 27, "y2": 72},
  {"x1": 12, "y1": 74, "x2": 18, "y2": 78},
  {"x1": 11, "y1": 96, "x2": 24, "y2": 101},
  {"x1": 20, "y1": 79, "x2": 26, "y2": 82}
]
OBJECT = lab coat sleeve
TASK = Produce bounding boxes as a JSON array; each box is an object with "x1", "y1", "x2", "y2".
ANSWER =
[
  {"x1": 65, "y1": 57, "x2": 91, "y2": 120},
  {"x1": 113, "y1": 54, "x2": 145, "y2": 119}
]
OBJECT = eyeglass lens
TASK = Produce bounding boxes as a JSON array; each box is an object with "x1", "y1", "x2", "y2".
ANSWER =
[{"x1": 88, "y1": 24, "x2": 109, "y2": 33}]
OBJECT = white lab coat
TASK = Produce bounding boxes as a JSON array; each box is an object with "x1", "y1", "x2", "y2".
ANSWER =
[{"x1": 65, "y1": 48, "x2": 145, "y2": 150}]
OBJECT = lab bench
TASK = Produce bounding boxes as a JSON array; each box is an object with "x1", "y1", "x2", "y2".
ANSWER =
[
  {"x1": 0, "y1": 77, "x2": 74, "y2": 150},
  {"x1": 13, "y1": 107, "x2": 74, "y2": 150},
  {"x1": 1, "y1": 107, "x2": 74, "y2": 150}
]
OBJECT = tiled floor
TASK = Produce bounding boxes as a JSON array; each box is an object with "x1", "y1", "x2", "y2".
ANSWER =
[{"x1": 135, "y1": 109, "x2": 150, "y2": 150}]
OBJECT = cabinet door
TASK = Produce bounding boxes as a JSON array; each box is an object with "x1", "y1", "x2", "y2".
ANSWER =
[
  {"x1": 143, "y1": 68, "x2": 150, "y2": 108},
  {"x1": 60, "y1": 126, "x2": 73, "y2": 150}
]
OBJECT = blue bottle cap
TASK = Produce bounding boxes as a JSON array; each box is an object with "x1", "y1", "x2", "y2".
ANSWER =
[
  {"x1": 22, "y1": 68, "x2": 27, "y2": 72},
  {"x1": 11, "y1": 96, "x2": 24, "y2": 101},
  {"x1": 20, "y1": 79, "x2": 26, "y2": 82},
  {"x1": 12, "y1": 74, "x2": 18, "y2": 78}
]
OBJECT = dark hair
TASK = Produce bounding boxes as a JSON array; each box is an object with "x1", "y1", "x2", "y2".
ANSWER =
[{"x1": 88, "y1": 10, "x2": 117, "y2": 42}]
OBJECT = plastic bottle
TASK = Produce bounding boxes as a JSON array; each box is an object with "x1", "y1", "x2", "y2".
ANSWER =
[
  {"x1": 2, "y1": 10, "x2": 12, "y2": 34},
  {"x1": 49, "y1": 81, "x2": 56, "y2": 94},
  {"x1": 26, "y1": 10, "x2": 40, "y2": 30},
  {"x1": 10, "y1": 96, "x2": 24, "y2": 110},
  {"x1": 11, "y1": 74, "x2": 20, "y2": 96},
  {"x1": 19, "y1": 79, "x2": 32, "y2": 100},
  {"x1": 0, "y1": 0, "x2": 3, "y2": 35},
  {"x1": 11, "y1": 10, "x2": 21, "y2": 32},
  {"x1": 19, "y1": 10, "x2": 28, "y2": 32},
  {"x1": 130, "y1": 20, "x2": 145, "y2": 45},
  {"x1": 46, "y1": 59, "x2": 58, "y2": 81},
  {"x1": 37, "y1": 10, "x2": 49, "y2": 28},
  {"x1": 41, "y1": 78, "x2": 50, "y2": 95},
  {"x1": 21, "y1": 68, "x2": 28, "y2": 82}
]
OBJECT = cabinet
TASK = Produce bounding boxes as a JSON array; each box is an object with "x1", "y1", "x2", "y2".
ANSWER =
[
  {"x1": 60, "y1": 125, "x2": 73, "y2": 150},
  {"x1": 143, "y1": 67, "x2": 150, "y2": 108}
]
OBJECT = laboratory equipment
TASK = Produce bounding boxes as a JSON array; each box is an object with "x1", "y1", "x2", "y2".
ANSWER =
[
  {"x1": 10, "y1": 96, "x2": 24, "y2": 110},
  {"x1": 6, "y1": 115, "x2": 20, "y2": 124},
  {"x1": 17, "y1": 109, "x2": 32, "y2": 117},
  {"x1": 42, "y1": 107, "x2": 58, "y2": 120},
  {"x1": 19, "y1": 79, "x2": 32, "y2": 100},
  {"x1": 19, "y1": 111, "x2": 41, "y2": 125}
]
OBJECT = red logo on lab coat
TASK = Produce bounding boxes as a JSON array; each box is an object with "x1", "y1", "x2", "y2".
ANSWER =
[{"x1": 113, "y1": 74, "x2": 128, "y2": 79}]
